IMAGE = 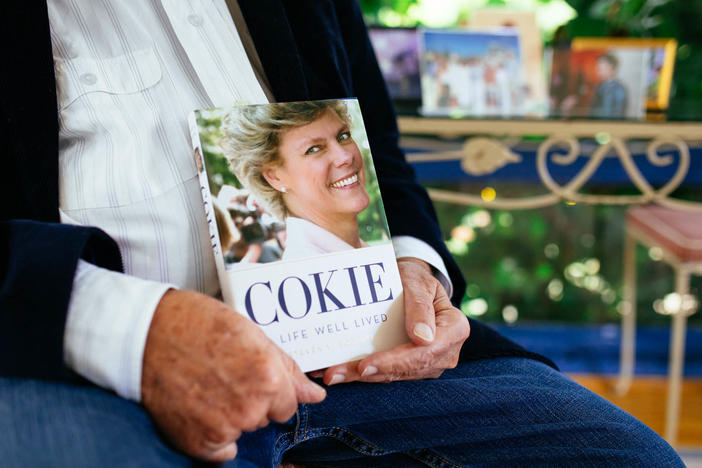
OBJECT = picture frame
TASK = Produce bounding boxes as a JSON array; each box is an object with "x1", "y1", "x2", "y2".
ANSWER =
[
  {"x1": 368, "y1": 26, "x2": 422, "y2": 108},
  {"x1": 548, "y1": 46, "x2": 649, "y2": 120},
  {"x1": 572, "y1": 38, "x2": 677, "y2": 112},
  {"x1": 418, "y1": 28, "x2": 527, "y2": 118},
  {"x1": 470, "y1": 9, "x2": 547, "y2": 116}
]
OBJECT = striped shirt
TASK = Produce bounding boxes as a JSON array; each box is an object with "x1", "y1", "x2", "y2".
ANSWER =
[{"x1": 50, "y1": 0, "x2": 451, "y2": 401}]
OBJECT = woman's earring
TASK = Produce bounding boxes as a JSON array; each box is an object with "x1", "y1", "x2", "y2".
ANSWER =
[{"x1": 281, "y1": 186, "x2": 287, "y2": 193}]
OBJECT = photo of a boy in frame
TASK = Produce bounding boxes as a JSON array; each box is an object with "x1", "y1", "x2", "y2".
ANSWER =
[{"x1": 549, "y1": 48, "x2": 648, "y2": 120}]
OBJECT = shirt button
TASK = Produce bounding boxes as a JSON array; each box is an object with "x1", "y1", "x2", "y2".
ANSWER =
[
  {"x1": 187, "y1": 14, "x2": 203, "y2": 26},
  {"x1": 66, "y1": 43, "x2": 79, "y2": 59},
  {"x1": 80, "y1": 73, "x2": 97, "y2": 85}
]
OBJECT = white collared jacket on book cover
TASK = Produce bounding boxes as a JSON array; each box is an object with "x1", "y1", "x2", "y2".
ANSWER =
[{"x1": 188, "y1": 99, "x2": 407, "y2": 371}]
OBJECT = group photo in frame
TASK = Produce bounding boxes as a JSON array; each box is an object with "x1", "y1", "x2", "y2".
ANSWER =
[
  {"x1": 418, "y1": 28, "x2": 528, "y2": 118},
  {"x1": 469, "y1": 9, "x2": 547, "y2": 116}
]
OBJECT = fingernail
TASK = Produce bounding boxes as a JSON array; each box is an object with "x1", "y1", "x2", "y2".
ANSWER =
[
  {"x1": 210, "y1": 442, "x2": 238, "y2": 460},
  {"x1": 329, "y1": 374, "x2": 345, "y2": 385},
  {"x1": 312, "y1": 382, "x2": 326, "y2": 398},
  {"x1": 413, "y1": 323, "x2": 434, "y2": 342},
  {"x1": 361, "y1": 366, "x2": 377, "y2": 377}
]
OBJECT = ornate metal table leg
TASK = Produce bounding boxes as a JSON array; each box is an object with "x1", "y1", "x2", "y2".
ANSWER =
[{"x1": 664, "y1": 271, "x2": 695, "y2": 446}]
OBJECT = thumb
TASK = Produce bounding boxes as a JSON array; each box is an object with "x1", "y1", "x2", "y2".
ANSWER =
[
  {"x1": 405, "y1": 285, "x2": 437, "y2": 346},
  {"x1": 398, "y1": 262, "x2": 437, "y2": 345},
  {"x1": 206, "y1": 443, "x2": 239, "y2": 462}
]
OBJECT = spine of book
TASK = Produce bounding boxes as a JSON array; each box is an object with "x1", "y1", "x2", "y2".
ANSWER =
[{"x1": 187, "y1": 111, "x2": 234, "y2": 304}]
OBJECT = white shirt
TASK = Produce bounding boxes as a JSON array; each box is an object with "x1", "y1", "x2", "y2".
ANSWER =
[
  {"x1": 51, "y1": 0, "x2": 451, "y2": 402},
  {"x1": 281, "y1": 217, "x2": 370, "y2": 261}
]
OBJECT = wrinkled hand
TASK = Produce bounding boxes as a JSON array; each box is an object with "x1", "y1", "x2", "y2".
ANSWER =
[
  {"x1": 317, "y1": 257, "x2": 470, "y2": 385},
  {"x1": 141, "y1": 290, "x2": 326, "y2": 462}
]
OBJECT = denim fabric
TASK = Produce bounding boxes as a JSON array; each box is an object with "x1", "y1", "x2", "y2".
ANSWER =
[
  {"x1": 0, "y1": 358, "x2": 683, "y2": 467},
  {"x1": 0, "y1": 378, "x2": 254, "y2": 468}
]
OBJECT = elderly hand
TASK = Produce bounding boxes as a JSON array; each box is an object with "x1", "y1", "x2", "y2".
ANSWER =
[
  {"x1": 317, "y1": 257, "x2": 470, "y2": 384},
  {"x1": 141, "y1": 290, "x2": 326, "y2": 462}
]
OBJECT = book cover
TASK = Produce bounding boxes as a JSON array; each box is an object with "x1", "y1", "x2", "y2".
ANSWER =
[{"x1": 188, "y1": 99, "x2": 407, "y2": 371}]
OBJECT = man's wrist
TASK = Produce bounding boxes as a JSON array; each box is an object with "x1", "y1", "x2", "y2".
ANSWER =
[
  {"x1": 392, "y1": 236, "x2": 454, "y2": 298},
  {"x1": 64, "y1": 260, "x2": 174, "y2": 401},
  {"x1": 397, "y1": 256, "x2": 432, "y2": 274}
]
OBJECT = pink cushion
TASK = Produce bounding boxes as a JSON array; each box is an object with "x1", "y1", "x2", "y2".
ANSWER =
[{"x1": 627, "y1": 205, "x2": 702, "y2": 262}]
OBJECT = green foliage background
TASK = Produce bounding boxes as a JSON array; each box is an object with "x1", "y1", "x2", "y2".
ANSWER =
[
  {"x1": 433, "y1": 189, "x2": 702, "y2": 326},
  {"x1": 360, "y1": 0, "x2": 702, "y2": 325}
]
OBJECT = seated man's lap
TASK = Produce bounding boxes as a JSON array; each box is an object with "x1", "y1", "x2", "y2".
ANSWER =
[
  {"x1": 0, "y1": 378, "x2": 197, "y2": 467},
  {"x1": 249, "y1": 358, "x2": 682, "y2": 467},
  {"x1": 0, "y1": 377, "x2": 253, "y2": 468},
  {"x1": 0, "y1": 358, "x2": 683, "y2": 467}
]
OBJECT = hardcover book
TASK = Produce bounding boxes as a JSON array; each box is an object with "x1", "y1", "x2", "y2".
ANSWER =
[{"x1": 188, "y1": 99, "x2": 407, "y2": 371}]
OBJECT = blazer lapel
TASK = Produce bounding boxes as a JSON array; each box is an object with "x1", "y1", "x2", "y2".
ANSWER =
[
  {"x1": 238, "y1": 0, "x2": 356, "y2": 103},
  {"x1": 0, "y1": 0, "x2": 60, "y2": 222},
  {"x1": 237, "y1": 0, "x2": 311, "y2": 102}
]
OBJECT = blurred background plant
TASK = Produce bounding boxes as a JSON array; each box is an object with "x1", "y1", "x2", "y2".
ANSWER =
[
  {"x1": 432, "y1": 196, "x2": 701, "y2": 326},
  {"x1": 360, "y1": 0, "x2": 702, "y2": 326}
]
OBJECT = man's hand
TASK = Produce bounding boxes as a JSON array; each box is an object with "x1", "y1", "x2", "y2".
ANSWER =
[
  {"x1": 317, "y1": 257, "x2": 470, "y2": 384},
  {"x1": 141, "y1": 290, "x2": 326, "y2": 461}
]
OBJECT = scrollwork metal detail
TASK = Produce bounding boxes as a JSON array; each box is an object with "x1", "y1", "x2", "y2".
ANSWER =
[
  {"x1": 402, "y1": 119, "x2": 700, "y2": 210},
  {"x1": 460, "y1": 137, "x2": 521, "y2": 176}
]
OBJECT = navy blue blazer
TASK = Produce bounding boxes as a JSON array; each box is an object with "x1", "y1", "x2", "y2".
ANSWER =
[{"x1": 0, "y1": 0, "x2": 553, "y2": 382}]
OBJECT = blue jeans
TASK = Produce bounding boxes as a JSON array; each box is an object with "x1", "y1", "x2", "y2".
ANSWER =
[{"x1": 0, "y1": 358, "x2": 682, "y2": 467}]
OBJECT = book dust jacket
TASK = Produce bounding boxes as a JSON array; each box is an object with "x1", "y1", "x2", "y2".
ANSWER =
[{"x1": 188, "y1": 99, "x2": 407, "y2": 371}]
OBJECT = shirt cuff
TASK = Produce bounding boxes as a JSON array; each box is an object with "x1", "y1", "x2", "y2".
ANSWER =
[
  {"x1": 64, "y1": 260, "x2": 173, "y2": 401},
  {"x1": 391, "y1": 236, "x2": 453, "y2": 298}
]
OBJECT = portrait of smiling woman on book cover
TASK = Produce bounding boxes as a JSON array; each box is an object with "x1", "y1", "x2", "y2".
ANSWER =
[
  {"x1": 195, "y1": 99, "x2": 390, "y2": 267},
  {"x1": 190, "y1": 99, "x2": 405, "y2": 371}
]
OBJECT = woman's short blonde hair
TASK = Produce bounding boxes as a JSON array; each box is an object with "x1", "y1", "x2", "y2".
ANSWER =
[{"x1": 220, "y1": 100, "x2": 350, "y2": 220}]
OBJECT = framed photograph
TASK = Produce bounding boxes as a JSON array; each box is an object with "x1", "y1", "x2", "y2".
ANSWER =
[
  {"x1": 368, "y1": 27, "x2": 421, "y2": 105},
  {"x1": 572, "y1": 38, "x2": 677, "y2": 112},
  {"x1": 470, "y1": 9, "x2": 547, "y2": 116},
  {"x1": 549, "y1": 46, "x2": 649, "y2": 119},
  {"x1": 418, "y1": 28, "x2": 527, "y2": 118}
]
